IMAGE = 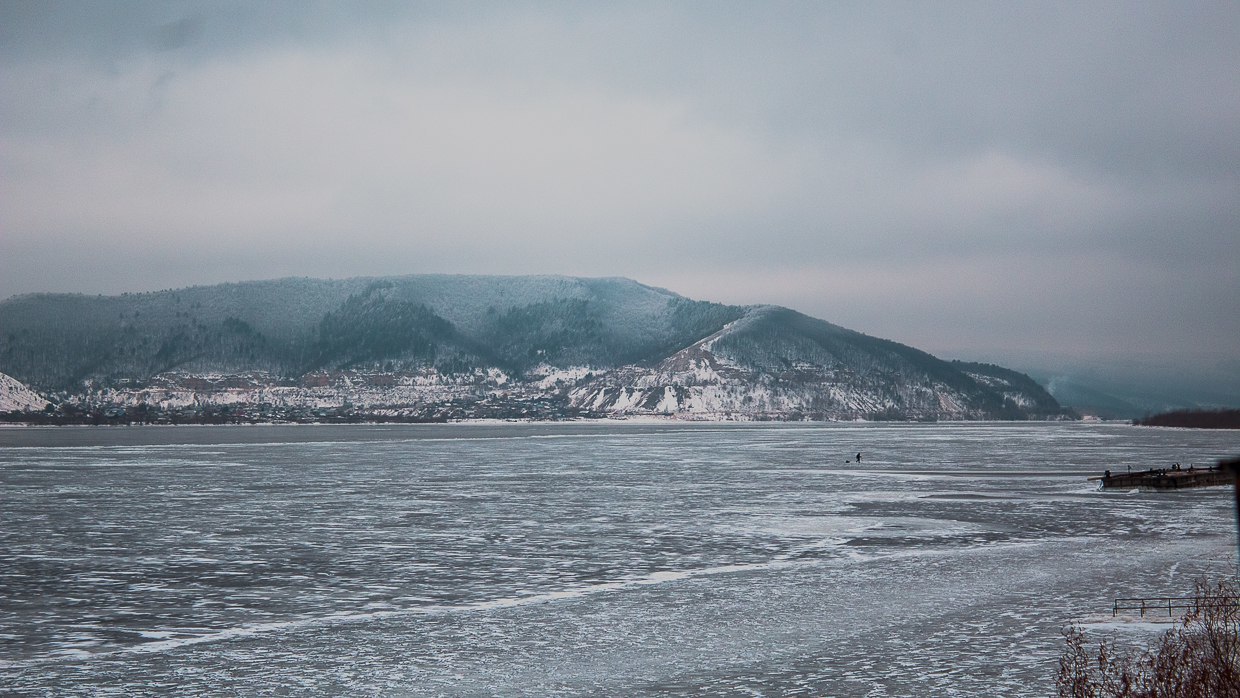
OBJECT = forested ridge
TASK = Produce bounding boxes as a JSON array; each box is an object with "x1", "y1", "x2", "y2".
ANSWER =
[{"x1": 0, "y1": 275, "x2": 1070, "y2": 421}]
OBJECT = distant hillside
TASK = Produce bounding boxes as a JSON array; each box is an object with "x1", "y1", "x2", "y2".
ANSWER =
[
  {"x1": 1027, "y1": 363, "x2": 1240, "y2": 420},
  {"x1": 0, "y1": 276, "x2": 740, "y2": 389},
  {"x1": 0, "y1": 275, "x2": 1070, "y2": 422},
  {"x1": 0, "y1": 371, "x2": 47, "y2": 412},
  {"x1": 568, "y1": 306, "x2": 1067, "y2": 420}
]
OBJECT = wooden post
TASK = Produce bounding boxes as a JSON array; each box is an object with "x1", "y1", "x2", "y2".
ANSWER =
[{"x1": 1228, "y1": 457, "x2": 1240, "y2": 575}]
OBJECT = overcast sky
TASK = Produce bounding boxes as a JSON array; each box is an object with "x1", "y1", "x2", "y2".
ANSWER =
[{"x1": 2, "y1": 1, "x2": 1237, "y2": 377}]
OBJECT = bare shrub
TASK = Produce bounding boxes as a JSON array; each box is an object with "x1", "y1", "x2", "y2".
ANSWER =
[{"x1": 1058, "y1": 578, "x2": 1240, "y2": 697}]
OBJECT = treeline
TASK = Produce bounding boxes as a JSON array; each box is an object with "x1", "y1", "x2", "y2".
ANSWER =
[
  {"x1": 0, "y1": 395, "x2": 597, "y2": 426},
  {"x1": 1134, "y1": 408, "x2": 1240, "y2": 429},
  {"x1": 0, "y1": 276, "x2": 745, "y2": 391}
]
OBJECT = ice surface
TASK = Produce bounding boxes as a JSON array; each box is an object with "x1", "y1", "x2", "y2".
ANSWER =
[{"x1": 1, "y1": 422, "x2": 1238, "y2": 695}]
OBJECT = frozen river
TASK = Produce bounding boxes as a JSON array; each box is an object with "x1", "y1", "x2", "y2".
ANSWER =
[{"x1": 2, "y1": 421, "x2": 1238, "y2": 695}]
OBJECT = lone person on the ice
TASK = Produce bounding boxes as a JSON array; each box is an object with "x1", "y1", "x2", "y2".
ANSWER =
[{"x1": 856, "y1": 452, "x2": 862, "y2": 463}]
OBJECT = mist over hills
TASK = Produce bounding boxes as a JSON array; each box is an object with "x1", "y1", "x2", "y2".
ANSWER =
[
  {"x1": 0, "y1": 275, "x2": 1070, "y2": 421},
  {"x1": 1017, "y1": 356, "x2": 1240, "y2": 420}
]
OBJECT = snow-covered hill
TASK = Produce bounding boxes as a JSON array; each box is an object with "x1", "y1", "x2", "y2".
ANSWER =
[
  {"x1": 566, "y1": 307, "x2": 1064, "y2": 420},
  {"x1": 0, "y1": 372, "x2": 48, "y2": 412},
  {"x1": 0, "y1": 275, "x2": 1070, "y2": 421}
]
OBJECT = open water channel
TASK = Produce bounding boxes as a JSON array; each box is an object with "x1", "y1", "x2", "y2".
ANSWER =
[{"x1": 2, "y1": 421, "x2": 1239, "y2": 696}]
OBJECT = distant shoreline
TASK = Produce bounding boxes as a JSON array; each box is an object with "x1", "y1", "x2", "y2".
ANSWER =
[
  {"x1": 0, "y1": 414, "x2": 1087, "y2": 428},
  {"x1": 1133, "y1": 408, "x2": 1240, "y2": 429}
]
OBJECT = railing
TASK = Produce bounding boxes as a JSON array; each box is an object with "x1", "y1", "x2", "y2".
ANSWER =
[
  {"x1": 1112, "y1": 596, "x2": 1240, "y2": 617},
  {"x1": 1113, "y1": 597, "x2": 1200, "y2": 617}
]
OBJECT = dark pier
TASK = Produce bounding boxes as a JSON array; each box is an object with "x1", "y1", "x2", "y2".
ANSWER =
[{"x1": 1093, "y1": 463, "x2": 1233, "y2": 490}]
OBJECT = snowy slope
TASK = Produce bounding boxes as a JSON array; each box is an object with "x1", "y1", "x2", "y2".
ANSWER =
[
  {"x1": 0, "y1": 276, "x2": 1068, "y2": 421},
  {"x1": 0, "y1": 275, "x2": 742, "y2": 389},
  {"x1": 566, "y1": 307, "x2": 1066, "y2": 420},
  {"x1": 0, "y1": 372, "x2": 48, "y2": 411}
]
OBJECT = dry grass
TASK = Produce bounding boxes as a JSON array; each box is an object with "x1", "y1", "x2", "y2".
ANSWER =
[{"x1": 1058, "y1": 579, "x2": 1240, "y2": 697}]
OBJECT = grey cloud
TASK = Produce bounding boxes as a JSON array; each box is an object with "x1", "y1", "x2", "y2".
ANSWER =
[
  {"x1": 149, "y1": 15, "x2": 204, "y2": 52},
  {"x1": 0, "y1": 1, "x2": 1236, "y2": 384}
]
